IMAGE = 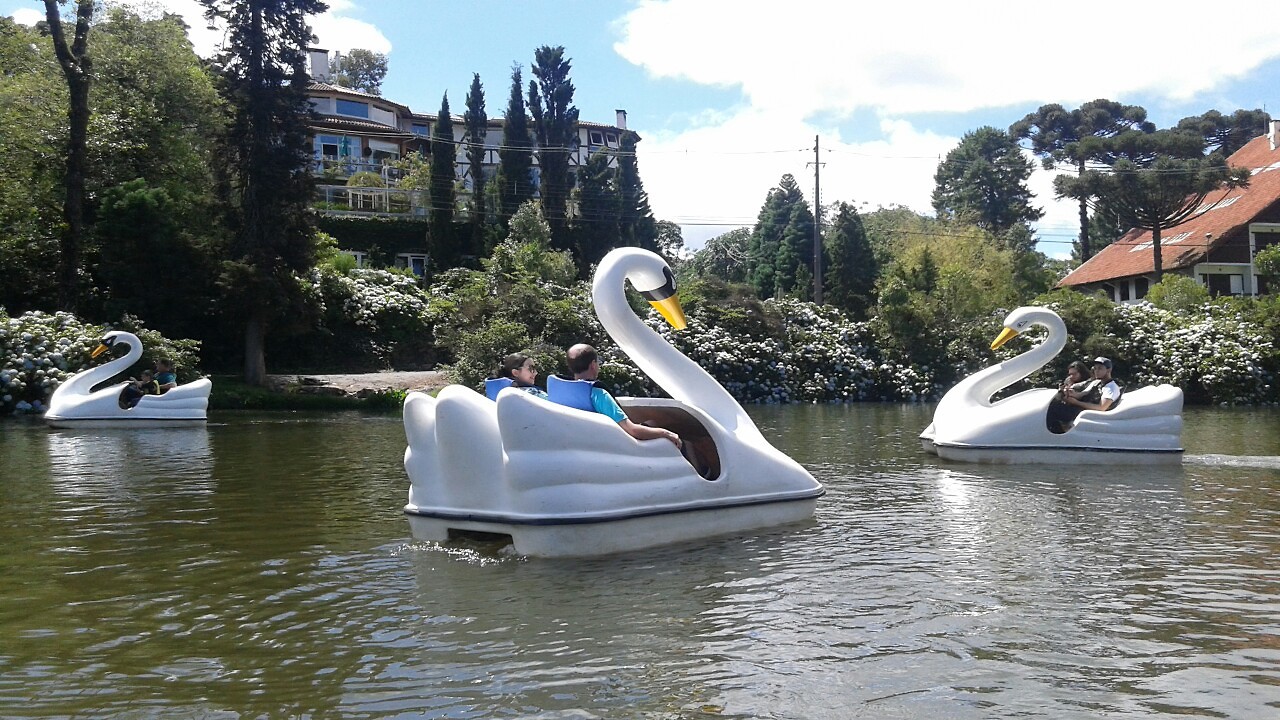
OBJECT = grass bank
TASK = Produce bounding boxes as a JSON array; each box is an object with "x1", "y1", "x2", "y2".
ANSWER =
[{"x1": 209, "y1": 375, "x2": 410, "y2": 412}]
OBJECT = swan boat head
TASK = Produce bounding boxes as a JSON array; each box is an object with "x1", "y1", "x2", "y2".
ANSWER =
[
  {"x1": 924, "y1": 305, "x2": 1183, "y2": 463},
  {"x1": 403, "y1": 247, "x2": 822, "y2": 556},
  {"x1": 45, "y1": 330, "x2": 210, "y2": 427}
]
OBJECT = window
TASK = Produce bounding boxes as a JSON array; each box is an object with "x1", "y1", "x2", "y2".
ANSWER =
[
  {"x1": 1101, "y1": 283, "x2": 1116, "y2": 302},
  {"x1": 1201, "y1": 273, "x2": 1243, "y2": 297},
  {"x1": 589, "y1": 130, "x2": 604, "y2": 146},
  {"x1": 1118, "y1": 281, "x2": 1130, "y2": 302},
  {"x1": 605, "y1": 133, "x2": 618, "y2": 146},
  {"x1": 340, "y1": 250, "x2": 367, "y2": 267},
  {"x1": 411, "y1": 123, "x2": 429, "y2": 136},
  {"x1": 1135, "y1": 277, "x2": 1149, "y2": 299},
  {"x1": 336, "y1": 99, "x2": 370, "y2": 118},
  {"x1": 396, "y1": 253, "x2": 429, "y2": 277}
]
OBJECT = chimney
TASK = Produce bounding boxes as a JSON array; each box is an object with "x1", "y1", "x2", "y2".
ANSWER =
[
  {"x1": 615, "y1": 109, "x2": 627, "y2": 130},
  {"x1": 308, "y1": 47, "x2": 330, "y2": 83},
  {"x1": 1271, "y1": 119, "x2": 1280, "y2": 152}
]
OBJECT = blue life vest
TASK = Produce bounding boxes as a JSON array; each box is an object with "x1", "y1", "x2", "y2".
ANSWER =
[
  {"x1": 547, "y1": 376, "x2": 597, "y2": 411},
  {"x1": 484, "y1": 377, "x2": 514, "y2": 400}
]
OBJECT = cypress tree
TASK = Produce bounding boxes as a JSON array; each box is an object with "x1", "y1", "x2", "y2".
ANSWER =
[
  {"x1": 528, "y1": 45, "x2": 579, "y2": 252},
  {"x1": 824, "y1": 202, "x2": 877, "y2": 318},
  {"x1": 617, "y1": 130, "x2": 656, "y2": 251},
  {"x1": 429, "y1": 92, "x2": 456, "y2": 254},
  {"x1": 497, "y1": 63, "x2": 534, "y2": 229},
  {"x1": 463, "y1": 73, "x2": 487, "y2": 252}
]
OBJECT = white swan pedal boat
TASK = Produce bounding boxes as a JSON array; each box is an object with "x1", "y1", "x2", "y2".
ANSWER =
[
  {"x1": 45, "y1": 331, "x2": 211, "y2": 429},
  {"x1": 920, "y1": 306, "x2": 1183, "y2": 465},
  {"x1": 402, "y1": 248, "x2": 824, "y2": 557}
]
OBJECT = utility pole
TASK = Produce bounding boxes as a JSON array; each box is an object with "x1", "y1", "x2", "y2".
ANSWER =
[{"x1": 810, "y1": 135, "x2": 824, "y2": 304}]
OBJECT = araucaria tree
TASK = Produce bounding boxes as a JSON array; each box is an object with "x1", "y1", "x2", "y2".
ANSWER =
[
  {"x1": 1056, "y1": 128, "x2": 1250, "y2": 283},
  {"x1": 42, "y1": 0, "x2": 94, "y2": 311},
  {"x1": 932, "y1": 126, "x2": 1042, "y2": 248},
  {"x1": 462, "y1": 73, "x2": 487, "y2": 250},
  {"x1": 496, "y1": 63, "x2": 534, "y2": 229},
  {"x1": 201, "y1": 0, "x2": 326, "y2": 385},
  {"x1": 1011, "y1": 99, "x2": 1153, "y2": 260},
  {"x1": 528, "y1": 45, "x2": 579, "y2": 252},
  {"x1": 429, "y1": 92, "x2": 456, "y2": 248},
  {"x1": 1177, "y1": 108, "x2": 1272, "y2": 158}
]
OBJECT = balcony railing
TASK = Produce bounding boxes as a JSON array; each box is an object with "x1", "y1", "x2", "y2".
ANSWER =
[
  {"x1": 313, "y1": 157, "x2": 405, "y2": 184},
  {"x1": 313, "y1": 185, "x2": 429, "y2": 217}
]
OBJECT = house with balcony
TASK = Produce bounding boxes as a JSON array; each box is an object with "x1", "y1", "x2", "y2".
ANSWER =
[
  {"x1": 1058, "y1": 121, "x2": 1280, "y2": 301},
  {"x1": 304, "y1": 49, "x2": 632, "y2": 274}
]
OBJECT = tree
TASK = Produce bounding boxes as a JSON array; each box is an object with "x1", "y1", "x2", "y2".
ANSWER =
[
  {"x1": 655, "y1": 220, "x2": 684, "y2": 261},
  {"x1": 0, "y1": 15, "x2": 67, "y2": 311},
  {"x1": 573, "y1": 149, "x2": 619, "y2": 271},
  {"x1": 685, "y1": 228, "x2": 750, "y2": 284},
  {"x1": 747, "y1": 174, "x2": 813, "y2": 299},
  {"x1": 201, "y1": 0, "x2": 326, "y2": 385},
  {"x1": 527, "y1": 45, "x2": 579, "y2": 252},
  {"x1": 496, "y1": 63, "x2": 534, "y2": 229},
  {"x1": 429, "y1": 92, "x2": 456, "y2": 247},
  {"x1": 823, "y1": 201, "x2": 877, "y2": 318},
  {"x1": 1057, "y1": 129, "x2": 1251, "y2": 283},
  {"x1": 616, "y1": 129, "x2": 657, "y2": 252},
  {"x1": 1176, "y1": 108, "x2": 1271, "y2": 157},
  {"x1": 462, "y1": 73, "x2": 487, "y2": 250},
  {"x1": 1011, "y1": 100, "x2": 1153, "y2": 260},
  {"x1": 328, "y1": 48, "x2": 386, "y2": 94},
  {"x1": 933, "y1": 126, "x2": 1043, "y2": 245},
  {"x1": 42, "y1": 0, "x2": 94, "y2": 311}
]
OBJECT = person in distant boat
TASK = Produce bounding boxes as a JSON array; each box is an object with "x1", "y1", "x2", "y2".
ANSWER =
[
  {"x1": 1046, "y1": 360, "x2": 1089, "y2": 433},
  {"x1": 565, "y1": 344, "x2": 681, "y2": 449},
  {"x1": 494, "y1": 354, "x2": 548, "y2": 399},
  {"x1": 118, "y1": 369, "x2": 158, "y2": 409},
  {"x1": 155, "y1": 358, "x2": 177, "y2": 394},
  {"x1": 1065, "y1": 357, "x2": 1122, "y2": 412}
]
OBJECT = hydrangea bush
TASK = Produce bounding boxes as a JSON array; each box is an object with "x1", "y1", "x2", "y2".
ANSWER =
[{"x1": 297, "y1": 267, "x2": 437, "y2": 369}]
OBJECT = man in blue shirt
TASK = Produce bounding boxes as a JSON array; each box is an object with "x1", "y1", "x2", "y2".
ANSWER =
[{"x1": 567, "y1": 344, "x2": 682, "y2": 449}]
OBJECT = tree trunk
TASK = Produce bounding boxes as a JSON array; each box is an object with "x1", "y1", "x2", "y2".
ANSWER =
[
  {"x1": 243, "y1": 314, "x2": 267, "y2": 387},
  {"x1": 45, "y1": 0, "x2": 94, "y2": 313},
  {"x1": 1076, "y1": 161, "x2": 1090, "y2": 261},
  {"x1": 1152, "y1": 226, "x2": 1163, "y2": 284}
]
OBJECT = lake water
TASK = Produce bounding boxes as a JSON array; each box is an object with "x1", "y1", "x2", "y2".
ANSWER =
[{"x1": 1, "y1": 405, "x2": 1277, "y2": 718}]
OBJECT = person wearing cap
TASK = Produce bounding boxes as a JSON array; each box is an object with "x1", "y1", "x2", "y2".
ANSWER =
[{"x1": 1065, "y1": 357, "x2": 1122, "y2": 412}]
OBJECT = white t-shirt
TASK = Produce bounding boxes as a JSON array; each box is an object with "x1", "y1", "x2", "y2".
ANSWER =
[{"x1": 1099, "y1": 380, "x2": 1121, "y2": 404}]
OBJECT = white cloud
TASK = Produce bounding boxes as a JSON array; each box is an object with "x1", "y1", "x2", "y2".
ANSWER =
[
  {"x1": 10, "y1": 7, "x2": 42, "y2": 25},
  {"x1": 93, "y1": 0, "x2": 391, "y2": 58},
  {"x1": 617, "y1": 0, "x2": 1280, "y2": 251}
]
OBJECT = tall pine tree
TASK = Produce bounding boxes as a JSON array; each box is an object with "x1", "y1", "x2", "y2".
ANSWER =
[
  {"x1": 823, "y1": 201, "x2": 877, "y2": 318},
  {"x1": 574, "y1": 149, "x2": 619, "y2": 272},
  {"x1": 497, "y1": 63, "x2": 534, "y2": 229},
  {"x1": 429, "y1": 92, "x2": 456, "y2": 256},
  {"x1": 748, "y1": 174, "x2": 813, "y2": 299},
  {"x1": 617, "y1": 130, "x2": 657, "y2": 252},
  {"x1": 201, "y1": 0, "x2": 325, "y2": 385},
  {"x1": 528, "y1": 46, "x2": 579, "y2": 252},
  {"x1": 462, "y1": 73, "x2": 487, "y2": 252}
]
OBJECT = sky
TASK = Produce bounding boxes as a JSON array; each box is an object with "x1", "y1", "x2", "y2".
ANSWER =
[{"x1": 9, "y1": 0, "x2": 1280, "y2": 256}]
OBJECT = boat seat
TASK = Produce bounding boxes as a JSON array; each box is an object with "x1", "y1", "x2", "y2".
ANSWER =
[
  {"x1": 546, "y1": 375, "x2": 595, "y2": 411},
  {"x1": 484, "y1": 377, "x2": 514, "y2": 401}
]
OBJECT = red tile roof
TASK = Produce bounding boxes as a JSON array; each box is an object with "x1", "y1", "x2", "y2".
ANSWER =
[{"x1": 1058, "y1": 133, "x2": 1280, "y2": 286}]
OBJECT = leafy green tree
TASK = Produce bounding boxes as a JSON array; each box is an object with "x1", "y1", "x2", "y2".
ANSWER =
[
  {"x1": 823, "y1": 201, "x2": 877, "y2": 318},
  {"x1": 42, "y1": 0, "x2": 94, "y2": 311},
  {"x1": 0, "y1": 16, "x2": 64, "y2": 311},
  {"x1": 496, "y1": 63, "x2": 534, "y2": 229},
  {"x1": 527, "y1": 45, "x2": 579, "y2": 252},
  {"x1": 429, "y1": 92, "x2": 456, "y2": 247},
  {"x1": 1057, "y1": 129, "x2": 1251, "y2": 282},
  {"x1": 328, "y1": 48, "x2": 386, "y2": 94},
  {"x1": 1011, "y1": 100, "x2": 1153, "y2": 260},
  {"x1": 1145, "y1": 274, "x2": 1210, "y2": 312},
  {"x1": 616, "y1": 129, "x2": 657, "y2": 252},
  {"x1": 748, "y1": 174, "x2": 813, "y2": 299},
  {"x1": 655, "y1": 220, "x2": 684, "y2": 262},
  {"x1": 932, "y1": 126, "x2": 1043, "y2": 247},
  {"x1": 1176, "y1": 108, "x2": 1271, "y2": 157},
  {"x1": 201, "y1": 0, "x2": 326, "y2": 385},
  {"x1": 684, "y1": 228, "x2": 750, "y2": 284},
  {"x1": 462, "y1": 73, "x2": 487, "y2": 249}
]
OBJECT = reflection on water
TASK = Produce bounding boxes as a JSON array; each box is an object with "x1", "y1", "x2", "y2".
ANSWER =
[{"x1": 0, "y1": 406, "x2": 1277, "y2": 718}]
